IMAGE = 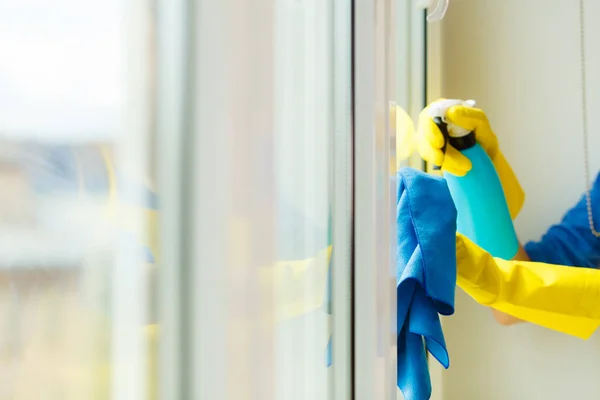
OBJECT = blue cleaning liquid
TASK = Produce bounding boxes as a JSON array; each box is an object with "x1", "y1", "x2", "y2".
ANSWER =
[{"x1": 443, "y1": 143, "x2": 519, "y2": 260}]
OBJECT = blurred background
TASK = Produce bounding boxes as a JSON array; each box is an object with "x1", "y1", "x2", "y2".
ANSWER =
[{"x1": 0, "y1": 0, "x2": 156, "y2": 398}]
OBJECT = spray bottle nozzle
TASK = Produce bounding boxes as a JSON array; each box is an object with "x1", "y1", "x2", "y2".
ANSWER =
[{"x1": 428, "y1": 99, "x2": 477, "y2": 170}]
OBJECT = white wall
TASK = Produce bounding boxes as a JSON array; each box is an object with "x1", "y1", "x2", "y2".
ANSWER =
[{"x1": 431, "y1": 1, "x2": 600, "y2": 399}]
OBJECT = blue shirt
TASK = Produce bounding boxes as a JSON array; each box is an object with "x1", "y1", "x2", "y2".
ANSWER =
[{"x1": 525, "y1": 172, "x2": 600, "y2": 269}]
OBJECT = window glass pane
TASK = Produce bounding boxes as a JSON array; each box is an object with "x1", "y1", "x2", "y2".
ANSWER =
[
  {"x1": 184, "y1": 0, "x2": 353, "y2": 397},
  {"x1": 273, "y1": 0, "x2": 337, "y2": 398},
  {"x1": 0, "y1": 1, "x2": 156, "y2": 398}
]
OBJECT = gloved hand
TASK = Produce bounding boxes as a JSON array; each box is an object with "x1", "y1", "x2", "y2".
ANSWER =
[
  {"x1": 390, "y1": 104, "x2": 416, "y2": 166},
  {"x1": 416, "y1": 101, "x2": 525, "y2": 219},
  {"x1": 456, "y1": 233, "x2": 600, "y2": 339}
]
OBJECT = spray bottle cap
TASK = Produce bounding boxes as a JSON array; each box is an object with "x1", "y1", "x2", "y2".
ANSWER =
[{"x1": 416, "y1": 0, "x2": 450, "y2": 22}]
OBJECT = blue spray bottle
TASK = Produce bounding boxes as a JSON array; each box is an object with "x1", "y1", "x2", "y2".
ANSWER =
[{"x1": 429, "y1": 99, "x2": 519, "y2": 260}]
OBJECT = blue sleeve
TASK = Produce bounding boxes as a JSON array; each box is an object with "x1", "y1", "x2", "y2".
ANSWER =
[{"x1": 524, "y1": 172, "x2": 600, "y2": 269}]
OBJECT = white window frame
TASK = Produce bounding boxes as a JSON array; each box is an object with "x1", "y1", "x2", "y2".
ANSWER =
[
  {"x1": 155, "y1": 0, "x2": 192, "y2": 398},
  {"x1": 331, "y1": 0, "x2": 354, "y2": 398},
  {"x1": 353, "y1": 0, "x2": 398, "y2": 398},
  {"x1": 424, "y1": 11, "x2": 446, "y2": 400}
]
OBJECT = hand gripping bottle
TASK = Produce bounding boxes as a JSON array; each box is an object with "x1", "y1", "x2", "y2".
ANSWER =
[{"x1": 429, "y1": 99, "x2": 519, "y2": 260}]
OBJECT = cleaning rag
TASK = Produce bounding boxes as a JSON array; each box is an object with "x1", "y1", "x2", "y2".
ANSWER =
[{"x1": 396, "y1": 167, "x2": 457, "y2": 400}]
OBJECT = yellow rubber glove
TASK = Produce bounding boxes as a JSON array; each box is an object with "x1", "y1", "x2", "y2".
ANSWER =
[
  {"x1": 417, "y1": 101, "x2": 525, "y2": 219},
  {"x1": 391, "y1": 104, "x2": 416, "y2": 163},
  {"x1": 456, "y1": 233, "x2": 600, "y2": 339}
]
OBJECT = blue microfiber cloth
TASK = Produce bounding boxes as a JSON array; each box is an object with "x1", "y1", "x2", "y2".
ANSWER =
[{"x1": 396, "y1": 167, "x2": 457, "y2": 400}]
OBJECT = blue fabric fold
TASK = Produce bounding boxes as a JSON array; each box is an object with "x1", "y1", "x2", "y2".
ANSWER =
[{"x1": 396, "y1": 167, "x2": 457, "y2": 400}]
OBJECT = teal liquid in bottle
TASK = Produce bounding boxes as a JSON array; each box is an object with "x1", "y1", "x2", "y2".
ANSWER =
[{"x1": 433, "y1": 114, "x2": 519, "y2": 260}]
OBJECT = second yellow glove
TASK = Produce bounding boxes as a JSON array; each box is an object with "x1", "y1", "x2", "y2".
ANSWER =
[{"x1": 456, "y1": 233, "x2": 600, "y2": 339}]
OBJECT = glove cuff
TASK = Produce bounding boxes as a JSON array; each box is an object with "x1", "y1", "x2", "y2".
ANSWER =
[{"x1": 490, "y1": 150, "x2": 525, "y2": 220}]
